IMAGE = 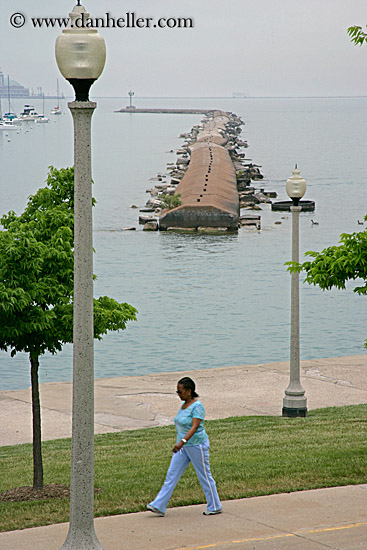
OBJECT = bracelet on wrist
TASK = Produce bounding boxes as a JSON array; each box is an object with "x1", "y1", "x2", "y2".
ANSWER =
[{"x1": 181, "y1": 438, "x2": 187, "y2": 444}]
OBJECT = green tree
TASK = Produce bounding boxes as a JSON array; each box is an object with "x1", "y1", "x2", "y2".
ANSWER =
[
  {"x1": 0, "y1": 166, "x2": 137, "y2": 489},
  {"x1": 347, "y1": 25, "x2": 367, "y2": 46},
  {"x1": 286, "y1": 217, "x2": 367, "y2": 348}
]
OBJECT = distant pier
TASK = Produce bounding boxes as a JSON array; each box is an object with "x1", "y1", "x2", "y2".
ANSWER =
[
  {"x1": 115, "y1": 107, "x2": 214, "y2": 114},
  {"x1": 125, "y1": 108, "x2": 267, "y2": 233},
  {"x1": 159, "y1": 111, "x2": 240, "y2": 231}
]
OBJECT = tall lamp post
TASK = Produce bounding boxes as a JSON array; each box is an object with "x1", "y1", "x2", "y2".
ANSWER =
[
  {"x1": 55, "y1": 3, "x2": 106, "y2": 548},
  {"x1": 282, "y1": 166, "x2": 308, "y2": 418}
]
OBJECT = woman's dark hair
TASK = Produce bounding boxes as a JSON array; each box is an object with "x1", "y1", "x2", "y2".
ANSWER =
[{"x1": 178, "y1": 377, "x2": 199, "y2": 398}]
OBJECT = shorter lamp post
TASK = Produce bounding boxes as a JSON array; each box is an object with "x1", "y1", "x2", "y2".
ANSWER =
[
  {"x1": 128, "y1": 90, "x2": 135, "y2": 109},
  {"x1": 282, "y1": 166, "x2": 308, "y2": 418},
  {"x1": 55, "y1": 2, "x2": 106, "y2": 549}
]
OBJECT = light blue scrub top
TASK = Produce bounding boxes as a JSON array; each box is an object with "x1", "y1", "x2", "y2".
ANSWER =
[{"x1": 174, "y1": 400, "x2": 208, "y2": 446}]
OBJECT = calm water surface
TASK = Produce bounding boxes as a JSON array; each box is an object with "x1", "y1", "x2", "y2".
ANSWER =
[{"x1": 0, "y1": 97, "x2": 366, "y2": 390}]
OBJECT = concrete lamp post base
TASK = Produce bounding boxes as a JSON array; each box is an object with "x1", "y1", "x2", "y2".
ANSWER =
[
  {"x1": 283, "y1": 382, "x2": 307, "y2": 418},
  {"x1": 282, "y1": 406, "x2": 308, "y2": 418},
  {"x1": 61, "y1": 530, "x2": 103, "y2": 550}
]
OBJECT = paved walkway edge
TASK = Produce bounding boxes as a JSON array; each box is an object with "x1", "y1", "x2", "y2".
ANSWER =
[{"x1": 0, "y1": 485, "x2": 366, "y2": 550}]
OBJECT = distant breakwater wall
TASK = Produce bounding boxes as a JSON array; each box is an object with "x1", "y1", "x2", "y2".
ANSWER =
[
  {"x1": 115, "y1": 107, "x2": 213, "y2": 115},
  {"x1": 130, "y1": 110, "x2": 274, "y2": 233},
  {"x1": 159, "y1": 111, "x2": 240, "y2": 231}
]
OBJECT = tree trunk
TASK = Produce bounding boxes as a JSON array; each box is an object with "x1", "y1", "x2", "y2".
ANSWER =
[{"x1": 30, "y1": 353, "x2": 43, "y2": 489}]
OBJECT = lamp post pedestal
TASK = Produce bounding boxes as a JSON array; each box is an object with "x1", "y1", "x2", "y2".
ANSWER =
[
  {"x1": 282, "y1": 204, "x2": 307, "y2": 418},
  {"x1": 60, "y1": 101, "x2": 103, "y2": 550}
]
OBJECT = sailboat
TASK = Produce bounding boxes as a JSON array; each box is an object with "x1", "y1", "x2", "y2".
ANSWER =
[
  {"x1": 0, "y1": 95, "x2": 17, "y2": 131},
  {"x1": 36, "y1": 94, "x2": 50, "y2": 123},
  {"x1": 3, "y1": 75, "x2": 22, "y2": 124},
  {"x1": 51, "y1": 79, "x2": 62, "y2": 115}
]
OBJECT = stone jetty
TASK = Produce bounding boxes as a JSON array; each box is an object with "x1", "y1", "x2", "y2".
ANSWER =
[
  {"x1": 160, "y1": 111, "x2": 239, "y2": 231},
  {"x1": 115, "y1": 108, "x2": 213, "y2": 115},
  {"x1": 160, "y1": 110, "x2": 269, "y2": 232},
  {"x1": 128, "y1": 109, "x2": 278, "y2": 232}
]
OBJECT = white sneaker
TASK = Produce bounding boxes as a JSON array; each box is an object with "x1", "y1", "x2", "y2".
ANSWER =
[
  {"x1": 146, "y1": 504, "x2": 165, "y2": 517},
  {"x1": 203, "y1": 509, "x2": 222, "y2": 515}
]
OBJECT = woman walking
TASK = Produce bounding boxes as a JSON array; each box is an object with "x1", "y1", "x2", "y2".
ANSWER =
[{"x1": 147, "y1": 377, "x2": 222, "y2": 517}]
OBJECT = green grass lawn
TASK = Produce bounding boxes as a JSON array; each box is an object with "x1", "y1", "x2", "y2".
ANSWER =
[{"x1": 0, "y1": 404, "x2": 366, "y2": 532}]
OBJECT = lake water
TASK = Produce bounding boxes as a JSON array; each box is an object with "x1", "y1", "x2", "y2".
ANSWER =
[{"x1": 0, "y1": 96, "x2": 366, "y2": 390}]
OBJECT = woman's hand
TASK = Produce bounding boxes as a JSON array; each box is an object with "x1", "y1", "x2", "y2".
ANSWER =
[
  {"x1": 172, "y1": 441, "x2": 184, "y2": 453},
  {"x1": 173, "y1": 419, "x2": 201, "y2": 453}
]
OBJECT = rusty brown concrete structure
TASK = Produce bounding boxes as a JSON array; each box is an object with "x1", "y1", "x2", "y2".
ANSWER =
[{"x1": 159, "y1": 112, "x2": 239, "y2": 231}]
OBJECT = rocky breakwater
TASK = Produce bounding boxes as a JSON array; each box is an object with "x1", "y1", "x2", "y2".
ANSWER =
[
  {"x1": 138, "y1": 110, "x2": 275, "y2": 232},
  {"x1": 159, "y1": 111, "x2": 239, "y2": 232}
]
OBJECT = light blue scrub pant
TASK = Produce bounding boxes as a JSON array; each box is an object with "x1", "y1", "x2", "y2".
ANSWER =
[{"x1": 149, "y1": 439, "x2": 221, "y2": 514}]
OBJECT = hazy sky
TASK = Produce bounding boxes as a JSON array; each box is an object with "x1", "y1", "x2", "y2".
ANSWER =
[{"x1": 1, "y1": 0, "x2": 367, "y2": 98}]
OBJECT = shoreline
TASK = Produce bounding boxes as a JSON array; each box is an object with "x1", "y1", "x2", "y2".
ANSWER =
[{"x1": 0, "y1": 355, "x2": 366, "y2": 447}]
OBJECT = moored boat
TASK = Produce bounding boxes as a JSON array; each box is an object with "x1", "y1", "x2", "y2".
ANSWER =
[
  {"x1": 51, "y1": 79, "x2": 63, "y2": 115},
  {"x1": 19, "y1": 104, "x2": 41, "y2": 121},
  {"x1": 50, "y1": 106, "x2": 62, "y2": 115},
  {"x1": 2, "y1": 112, "x2": 22, "y2": 124},
  {"x1": 3, "y1": 75, "x2": 22, "y2": 124},
  {"x1": 0, "y1": 120, "x2": 18, "y2": 131},
  {"x1": 36, "y1": 114, "x2": 50, "y2": 123},
  {"x1": 36, "y1": 94, "x2": 50, "y2": 123}
]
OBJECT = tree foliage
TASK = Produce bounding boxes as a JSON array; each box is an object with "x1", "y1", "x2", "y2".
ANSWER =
[
  {"x1": 347, "y1": 25, "x2": 367, "y2": 46},
  {"x1": 0, "y1": 166, "x2": 136, "y2": 356},
  {"x1": 0, "y1": 166, "x2": 137, "y2": 488},
  {"x1": 286, "y1": 216, "x2": 367, "y2": 348}
]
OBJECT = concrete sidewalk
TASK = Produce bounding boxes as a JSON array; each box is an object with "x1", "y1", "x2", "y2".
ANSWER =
[
  {"x1": 0, "y1": 485, "x2": 366, "y2": 549},
  {"x1": 0, "y1": 355, "x2": 366, "y2": 446},
  {"x1": 0, "y1": 355, "x2": 366, "y2": 549}
]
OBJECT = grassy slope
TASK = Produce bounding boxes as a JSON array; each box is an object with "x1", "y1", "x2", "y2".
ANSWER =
[{"x1": 0, "y1": 405, "x2": 366, "y2": 532}]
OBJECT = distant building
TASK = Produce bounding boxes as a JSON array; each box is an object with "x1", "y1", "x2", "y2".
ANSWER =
[
  {"x1": 0, "y1": 70, "x2": 30, "y2": 98},
  {"x1": 0, "y1": 71, "x2": 64, "y2": 99}
]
